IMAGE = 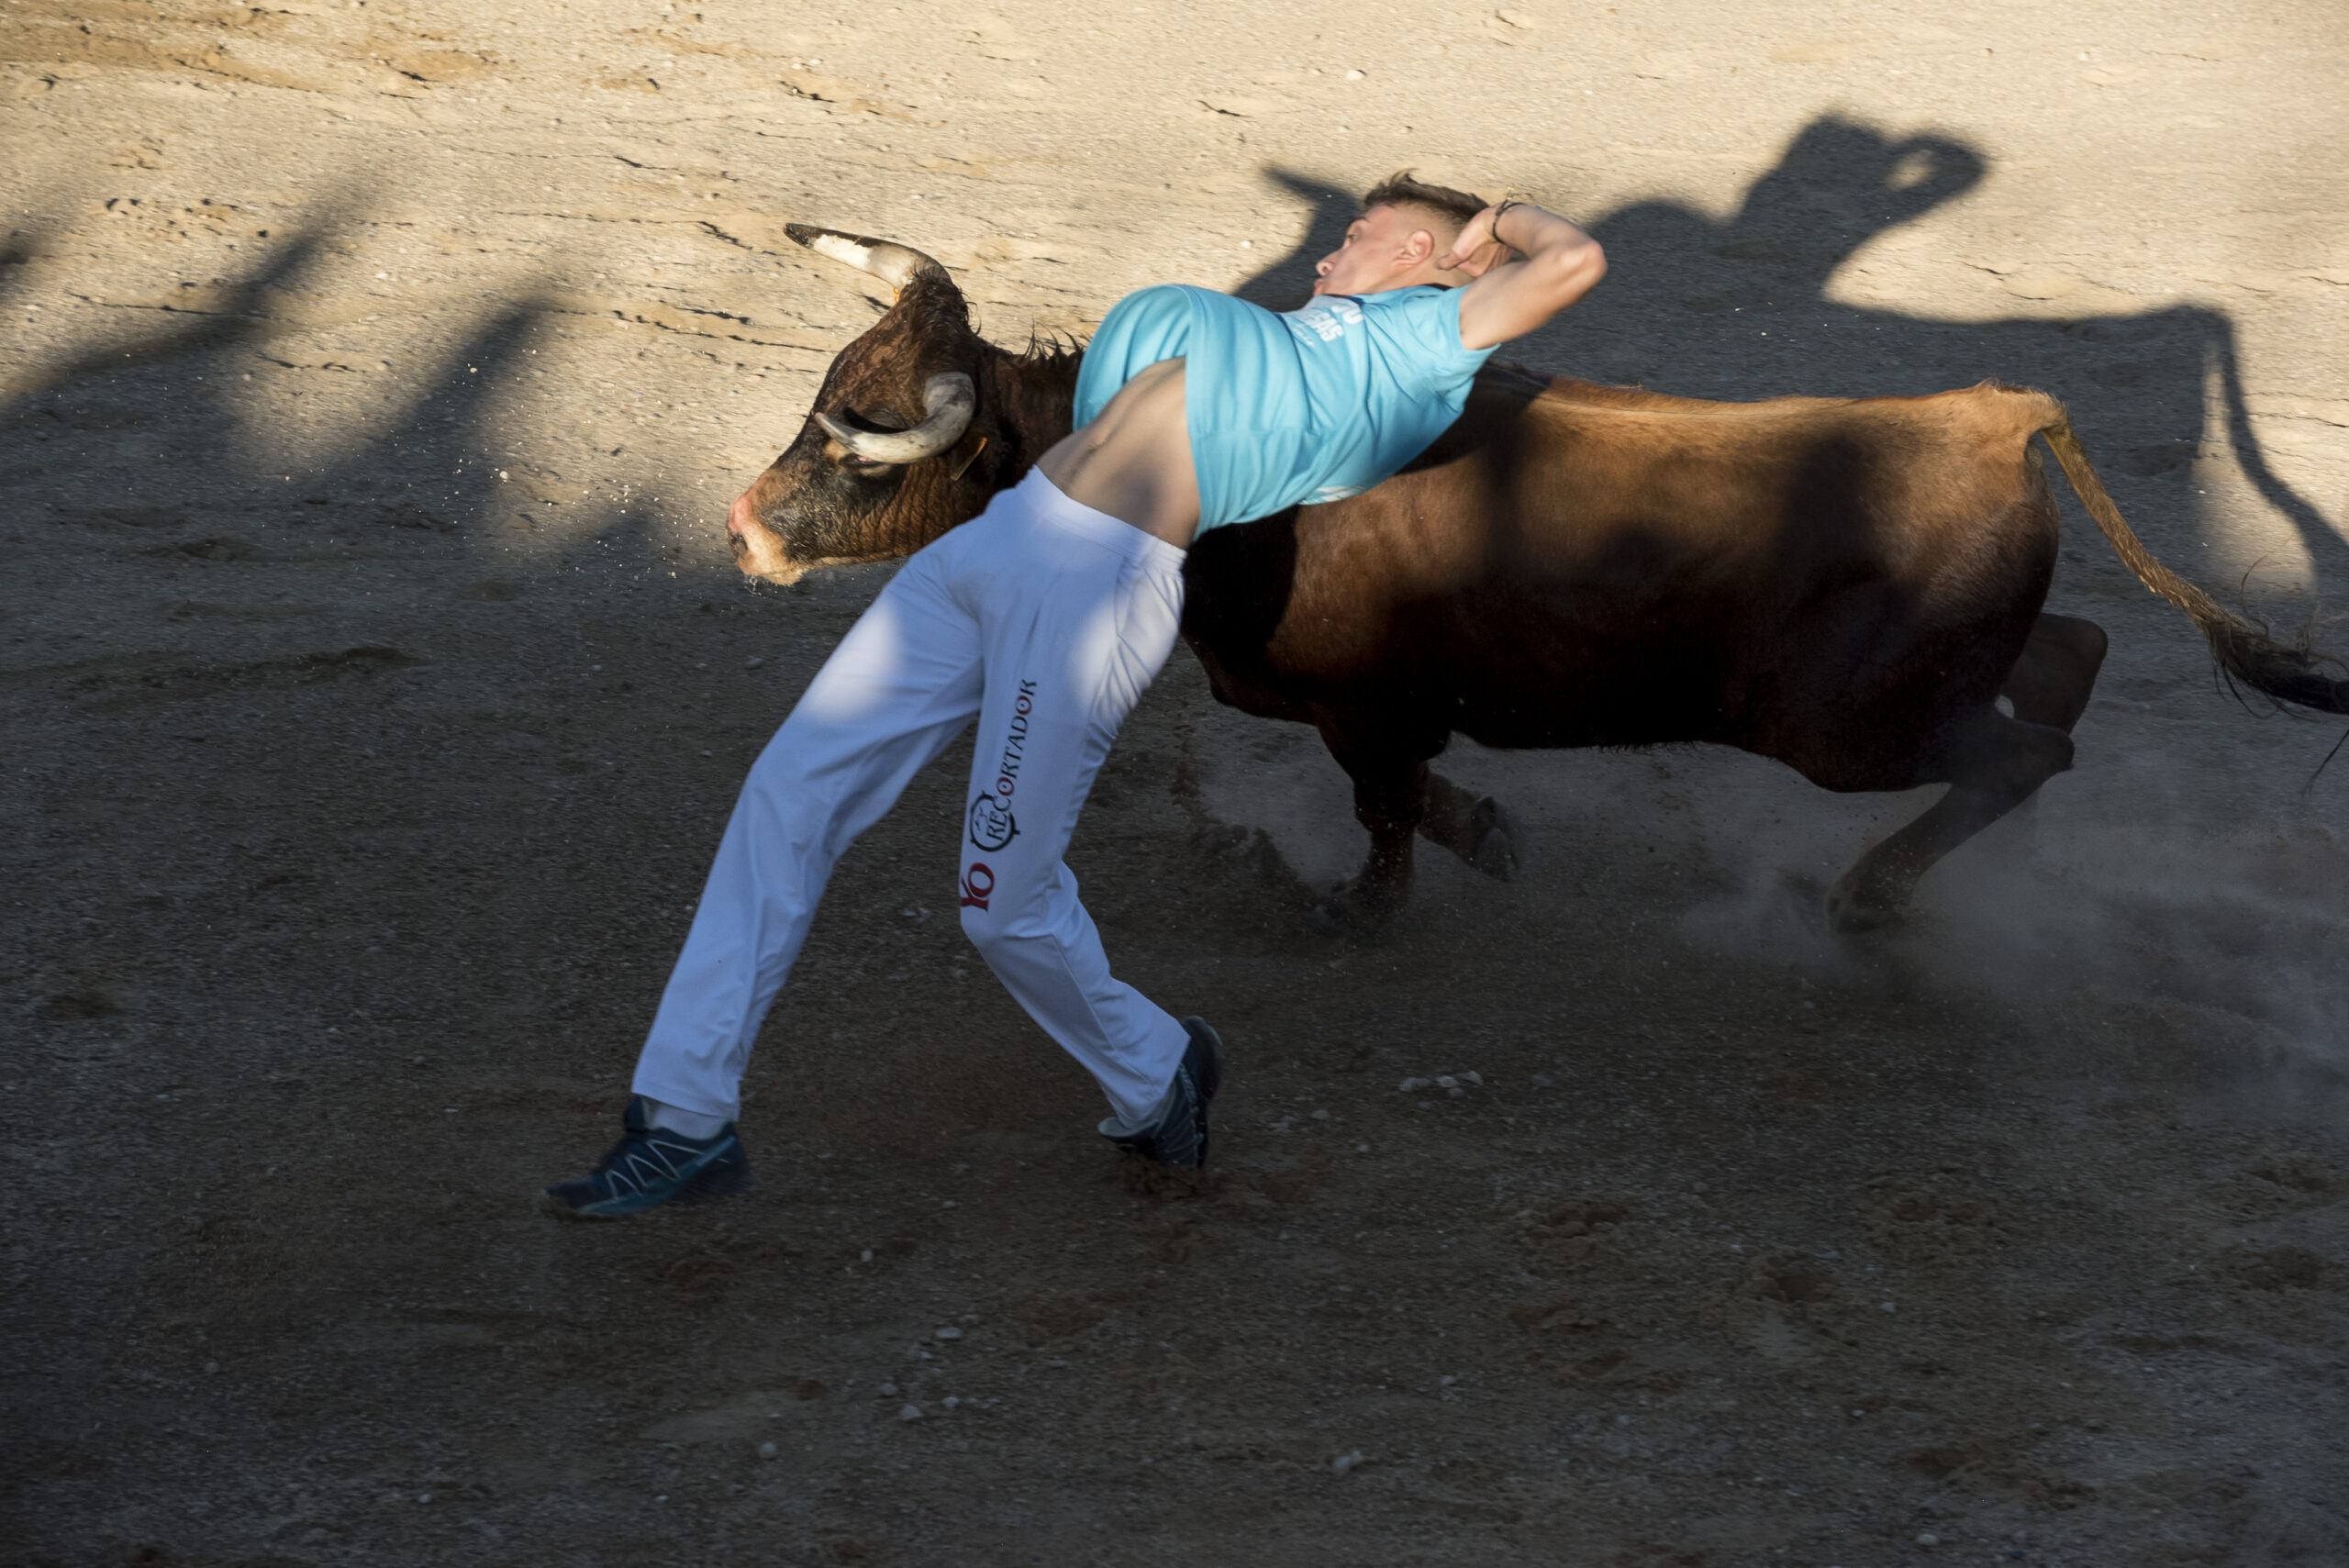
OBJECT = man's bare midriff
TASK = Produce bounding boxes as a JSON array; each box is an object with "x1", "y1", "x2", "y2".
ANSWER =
[{"x1": 1034, "y1": 358, "x2": 1202, "y2": 550}]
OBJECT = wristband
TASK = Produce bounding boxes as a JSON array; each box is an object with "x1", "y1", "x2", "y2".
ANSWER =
[{"x1": 1489, "y1": 199, "x2": 1523, "y2": 251}]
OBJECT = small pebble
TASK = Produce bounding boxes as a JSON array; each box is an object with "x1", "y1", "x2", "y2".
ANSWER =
[
  {"x1": 1447, "y1": 1086, "x2": 1466, "y2": 1098},
  {"x1": 898, "y1": 1404, "x2": 924, "y2": 1422},
  {"x1": 1398, "y1": 1076, "x2": 1428, "y2": 1092},
  {"x1": 204, "y1": 1361, "x2": 219, "y2": 1374},
  {"x1": 1330, "y1": 1449, "x2": 1364, "y2": 1475},
  {"x1": 756, "y1": 1441, "x2": 777, "y2": 1460},
  {"x1": 1916, "y1": 1531, "x2": 1940, "y2": 1547},
  {"x1": 1439, "y1": 1374, "x2": 1457, "y2": 1386},
  {"x1": 1461, "y1": 1071, "x2": 1483, "y2": 1086},
  {"x1": 1881, "y1": 1301, "x2": 1898, "y2": 1314},
  {"x1": 1310, "y1": 1108, "x2": 1330, "y2": 1121},
  {"x1": 744, "y1": 656, "x2": 764, "y2": 669},
  {"x1": 417, "y1": 1493, "x2": 433, "y2": 1504},
  {"x1": 934, "y1": 1326, "x2": 963, "y2": 1341},
  {"x1": 879, "y1": 1381, "x2": 898, "y2": 1396},
  {"x1": 1435, "y1": 1075, "x2": 1458, "y2": 1090},
  {"x1": 942, "y1": 1396, "x2": 959, "y2": 1409},
  {"x1": 860, "y1": 1249, "x2": 874, "y2": 1262}
]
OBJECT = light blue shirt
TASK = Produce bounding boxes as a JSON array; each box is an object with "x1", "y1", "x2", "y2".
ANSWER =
[{"x1": 1071, "y1": 284, "x2": 1494, "y2": 532}]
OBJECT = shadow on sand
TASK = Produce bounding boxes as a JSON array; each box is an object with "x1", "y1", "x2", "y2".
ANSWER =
[{"x1": 0, "y1": 211, "x2": 656, "y2": 580}]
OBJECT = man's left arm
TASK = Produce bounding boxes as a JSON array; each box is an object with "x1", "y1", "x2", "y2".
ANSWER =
[{"x1": 1441, "y1": 203, "x2": 1607, "y2": 351}]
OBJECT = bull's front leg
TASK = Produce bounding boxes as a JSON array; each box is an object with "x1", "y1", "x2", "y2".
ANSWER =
[{"x1": 1309, "y1": 745, "x2": 1429, "y2": 939}]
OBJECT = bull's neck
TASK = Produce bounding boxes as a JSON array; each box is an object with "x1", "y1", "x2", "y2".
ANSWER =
[{"x1": 978, "y1": 344, "x2": 1082, "y2": 477}]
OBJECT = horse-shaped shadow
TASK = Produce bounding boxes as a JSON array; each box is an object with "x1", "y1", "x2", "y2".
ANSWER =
[{"x1": 1236, "y1": 117, "x2": 2340, "y2": 612}]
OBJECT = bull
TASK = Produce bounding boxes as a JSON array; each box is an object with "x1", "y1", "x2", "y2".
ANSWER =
[{"x1": 725, "y1": 226, "x2": 2349, "y2": 935}]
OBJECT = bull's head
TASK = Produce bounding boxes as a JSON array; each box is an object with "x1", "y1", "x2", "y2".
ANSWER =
[{"x1": 726, "y1": 226, "x2": 1072, "y2": 583}]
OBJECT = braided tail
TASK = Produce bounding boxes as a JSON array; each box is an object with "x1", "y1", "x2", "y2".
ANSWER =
[{"x1": 2038, "y1": 410, "x2": 2349, "y2": 714}]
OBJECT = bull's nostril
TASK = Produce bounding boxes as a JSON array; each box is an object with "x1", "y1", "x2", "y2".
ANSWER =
[{"x1": 728, "y1": 530, "x2": 749, "y2": 560}]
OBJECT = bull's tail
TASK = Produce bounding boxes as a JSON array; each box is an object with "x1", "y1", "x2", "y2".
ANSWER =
[{"x1": 2037, "y1": 408, "x2": 2349, "y2": 714}]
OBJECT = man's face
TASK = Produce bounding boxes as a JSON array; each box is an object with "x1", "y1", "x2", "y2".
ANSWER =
[{"x1": 1311, "y1": 204, "x2": 1449, "y2": 296}]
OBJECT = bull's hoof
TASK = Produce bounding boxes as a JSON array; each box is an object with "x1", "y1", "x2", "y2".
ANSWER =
[
  {"x1": 1308, "y1": 879, "x2": 1404, "y2": 942},
  {"x1": 1823, "y1": 875, "x2": 1906, "y2": 936},
  {"x1": 1467, "y1": 796, "x2": 1520, "y2": 882}
]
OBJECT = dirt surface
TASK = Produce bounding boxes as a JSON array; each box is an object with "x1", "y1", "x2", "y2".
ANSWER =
[{"x1": 6, "y1": 2, "x2": 2349, "y2": 1564}]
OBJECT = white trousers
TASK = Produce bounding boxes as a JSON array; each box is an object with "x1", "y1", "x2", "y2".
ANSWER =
[{"x1": 630, "y1": 470, "x2": 1194, "y2": 1127}]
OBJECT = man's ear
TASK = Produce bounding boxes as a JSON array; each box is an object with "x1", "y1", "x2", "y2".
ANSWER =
[{"x1": 1400, "y1": 228, "x2": 1437, "y2": 265}]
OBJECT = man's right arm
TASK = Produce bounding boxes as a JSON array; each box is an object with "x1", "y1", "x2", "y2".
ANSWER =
[{"x1": 1442, "y1": 203, "x2": 1606, "y2": 351}]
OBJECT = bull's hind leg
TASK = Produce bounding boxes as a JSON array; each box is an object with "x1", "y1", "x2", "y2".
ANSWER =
[
  {"x1": 1419, "y1": 771, "x2": 1521, "y2": 881},
  {"x1": 2003, "y1": 613, "x2": 2108, "y2": 732},
  {"x1": 1975, "y1": 613, "x2": 2110, "y2": 854},
  {"x1": 1825, "y1": 706, "x2": 2076, "y2": 933}
]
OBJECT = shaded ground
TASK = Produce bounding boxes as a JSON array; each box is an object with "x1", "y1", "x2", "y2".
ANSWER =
[{"x1": 5, "y1": 2, "x2": 2348, "y2": 1564}]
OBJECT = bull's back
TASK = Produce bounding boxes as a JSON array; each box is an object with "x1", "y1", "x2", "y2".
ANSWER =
[{"x1": 1231, "y1": 377, "x2": 2064, "y2": 759}]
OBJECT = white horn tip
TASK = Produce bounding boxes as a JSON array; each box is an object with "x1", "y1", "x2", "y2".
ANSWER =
[{"x1": 802, "y1": 233, "x2": 877, "y2": 272}]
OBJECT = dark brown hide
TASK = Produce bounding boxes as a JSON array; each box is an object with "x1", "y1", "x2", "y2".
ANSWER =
[
  {"x1": 735, "y1": 242, "x2": 2347, "y2": 932},
  {"x1": 1190, "y1": 374, "x2": 2063, "y2": 789}
]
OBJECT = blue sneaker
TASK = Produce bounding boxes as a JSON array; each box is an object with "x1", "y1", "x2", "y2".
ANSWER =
[
  {"x1": 542, "y1": 1097, "x2": 754, "y2": 1218},
  {"x1": 1099, "y1": 1016, "x2": 1223, "y2": 1168}
]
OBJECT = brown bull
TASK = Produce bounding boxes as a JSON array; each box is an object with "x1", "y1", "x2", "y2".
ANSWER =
[{"x1": 727, "y1": 226, "x2": 2349, "y2": 934}]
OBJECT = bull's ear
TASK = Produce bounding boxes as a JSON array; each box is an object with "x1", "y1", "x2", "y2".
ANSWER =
[{"x1": 786, "y1": 225, "x2": 954, "y2": 300}]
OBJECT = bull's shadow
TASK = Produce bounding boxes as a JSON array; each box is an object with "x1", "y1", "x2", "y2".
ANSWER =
[{"x1": 1235, "y1": 119, "x2": 2342, "y2": 618}]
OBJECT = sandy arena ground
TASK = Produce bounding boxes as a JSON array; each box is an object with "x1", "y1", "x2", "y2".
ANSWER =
[{"x1": 5, "y1": 1, "x2": 2348, "y2": 1563}]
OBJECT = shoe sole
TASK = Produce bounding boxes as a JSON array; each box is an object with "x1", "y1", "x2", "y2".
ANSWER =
[
  {"x1": 1181, "y1": 1016, "x2": 1223, "y2": 1168},
  {"x1": 1182, "y1": 1015, "x2": 1224, "y2": 1104}
]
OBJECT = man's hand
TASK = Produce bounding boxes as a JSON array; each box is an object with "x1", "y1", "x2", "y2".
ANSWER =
[
  {"x1": 1448, "y1": 202, "x2": 1606, "y2": 350},
  {"x1": 1433, "y1": 206, "x2": 1514, "y2": 278}
]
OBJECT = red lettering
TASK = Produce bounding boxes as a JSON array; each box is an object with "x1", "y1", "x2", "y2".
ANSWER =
[{"x1": 958, "y1": 861, "x2": 995, "y2": 911}]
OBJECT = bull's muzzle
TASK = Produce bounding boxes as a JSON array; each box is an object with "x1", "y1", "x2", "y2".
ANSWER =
[{"x1": 724, "y1": 487, "x2": 804, "y2": 584}]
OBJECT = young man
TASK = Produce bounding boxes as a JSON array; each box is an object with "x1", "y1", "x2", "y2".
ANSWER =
[{"x1": 545, "y1": 174, "x2": 1605, "y2": 1217}]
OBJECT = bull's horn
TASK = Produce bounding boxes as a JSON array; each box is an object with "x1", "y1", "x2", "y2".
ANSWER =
[
  {"x1": 785, "y1": 223, "x2": 952, "y2": 295},
  {"x1": 815, "y1": 372, "x2": 976, "y2": 464}
]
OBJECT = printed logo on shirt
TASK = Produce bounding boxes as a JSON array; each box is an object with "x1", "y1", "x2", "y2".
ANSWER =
[
  {"x1": 965, "y1": 678, "x2": 1037, "y2": 852},
  {"x1": 1312, "y1": 483, "x2": 1369, "y2": 505},
  {"x1": 958, "y1": 861, "x2": 995, "y2": 911},
  {"x1": 1292, "y1": 297, "x2": 1364, "y2": 344}
]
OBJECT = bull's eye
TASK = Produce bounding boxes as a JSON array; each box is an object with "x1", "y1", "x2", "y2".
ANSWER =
[
  {"x1": 831, "y1": 406, "x2": 910, "y2": 437},
  {"x1": 815, "y1": 406, "x2": 910, "y2": 474}
]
